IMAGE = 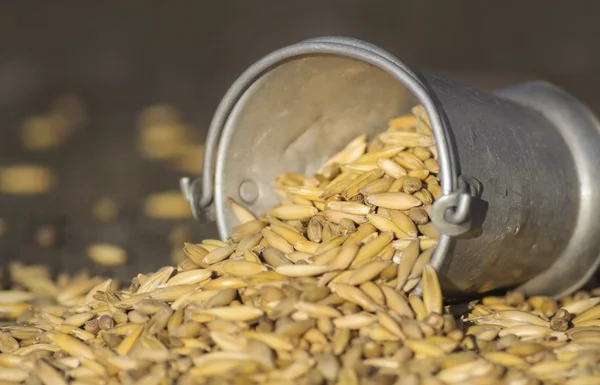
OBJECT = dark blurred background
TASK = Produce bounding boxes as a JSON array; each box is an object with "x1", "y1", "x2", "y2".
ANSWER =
[{"x1": 1, "y1": 1, "x2": 599, "y2": 281}]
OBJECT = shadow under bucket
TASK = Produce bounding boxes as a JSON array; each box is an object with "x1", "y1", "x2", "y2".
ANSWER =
[{"x1": 183, "y1": 37, "x2": 600, "y2": 299}]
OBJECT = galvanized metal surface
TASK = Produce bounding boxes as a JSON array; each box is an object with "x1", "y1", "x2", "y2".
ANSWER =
[
  {"x1": 423, "y1": 76, "x2": 581, "y2": 297},
  {"x1": 498, "y1": 82, "x2": 600, "y2": 297}
]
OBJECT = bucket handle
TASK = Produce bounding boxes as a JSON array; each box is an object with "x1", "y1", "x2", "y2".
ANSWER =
[{"x1": 180, "y1": 36, "x2": 473, "y2": 237}]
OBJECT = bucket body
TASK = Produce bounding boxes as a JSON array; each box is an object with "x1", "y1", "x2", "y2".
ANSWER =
[{"x1": 184, "y1": 37, "x2": 600, "y2": 298}]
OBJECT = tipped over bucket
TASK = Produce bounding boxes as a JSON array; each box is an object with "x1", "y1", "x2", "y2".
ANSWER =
[{"x1": 182, "y1": 37, "x2": 600, "y2": 298}]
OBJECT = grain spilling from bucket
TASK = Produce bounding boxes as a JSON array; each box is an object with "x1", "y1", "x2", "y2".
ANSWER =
[{"x1": 3, "y1": 106, "x2": 600, "y2": 384}]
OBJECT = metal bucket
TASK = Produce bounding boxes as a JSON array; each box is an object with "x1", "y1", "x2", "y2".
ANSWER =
[{"x1": 182, "y1": 37, "x2": 600, "y2": 298}]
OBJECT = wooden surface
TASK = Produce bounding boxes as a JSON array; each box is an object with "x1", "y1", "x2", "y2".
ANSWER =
[{"x1": 0, "y1": 1, "x2": 599, "y2": 285}]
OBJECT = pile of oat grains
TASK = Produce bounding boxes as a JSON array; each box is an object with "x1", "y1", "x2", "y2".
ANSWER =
[{"x1": 0, "y1": 106, "x2": 599, "y2": 385}]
